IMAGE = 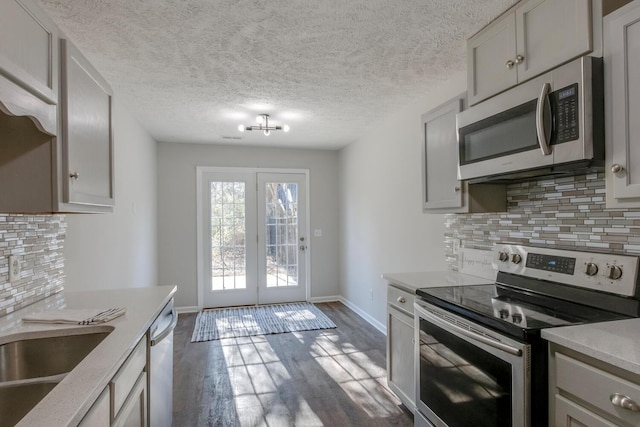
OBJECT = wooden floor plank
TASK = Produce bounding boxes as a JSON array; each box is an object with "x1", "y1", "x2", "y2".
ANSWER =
[{"x1": 173, "y1": 302, "x2": 413, "y2": 427}]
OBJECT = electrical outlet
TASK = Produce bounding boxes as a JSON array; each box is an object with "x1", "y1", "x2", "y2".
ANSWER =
[
  {"x1": 9, "y1": 255, "x2": 21, "y2": 283},
  {"x1": 452, "y1": 239, "x2": 461, "y2": 255}
]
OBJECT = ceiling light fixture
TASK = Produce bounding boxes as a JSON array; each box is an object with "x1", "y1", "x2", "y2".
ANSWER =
[{"x1": 238, "y1": 114, "x2": 290, "y2": 136}]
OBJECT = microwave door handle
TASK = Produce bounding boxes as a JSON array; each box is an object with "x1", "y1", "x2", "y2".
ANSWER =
[{"x1": 536, "y1": 82, "x2": 552, "y2": 155}]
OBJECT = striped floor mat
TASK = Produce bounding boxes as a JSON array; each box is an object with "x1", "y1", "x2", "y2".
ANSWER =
[{"x1": 191, "y1": 302, "x2": 336, "y2": 342}]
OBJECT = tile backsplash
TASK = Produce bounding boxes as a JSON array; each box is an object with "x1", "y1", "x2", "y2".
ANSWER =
[
  {"x1": 0, "y1": 214, "x2": 66, "y2": 316},
  {"x1": 445, "y1": 173, "x2": 640, "y2": 270}
]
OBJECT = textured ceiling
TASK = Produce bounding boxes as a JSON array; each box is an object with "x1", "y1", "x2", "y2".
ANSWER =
[{"x1": 38, "y1": 0, "x2": 517, "y2": 149}]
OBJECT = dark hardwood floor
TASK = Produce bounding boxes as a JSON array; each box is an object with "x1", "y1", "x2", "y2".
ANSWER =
[{"x1": 172, "y1": 302, "x2": 413, "y2": 427}]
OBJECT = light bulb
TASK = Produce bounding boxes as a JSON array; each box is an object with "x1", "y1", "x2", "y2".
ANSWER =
[
  {"x1": 256, "y1": 115, "x2": 265, "y2": 124},
  {"x1": 238, "y1": 124, "x2": 246, "y2": 132},
  {"x1": 264, "y1": 129, "x2": 270, "y2": 136},
  {"x1": 283, "y1": 124, "x2": 290, "y2": 132}
]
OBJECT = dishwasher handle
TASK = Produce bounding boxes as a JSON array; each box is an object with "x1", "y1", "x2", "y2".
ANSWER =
[{"x1": 150, "y1": 307, "x2": 178, "y2": 346}]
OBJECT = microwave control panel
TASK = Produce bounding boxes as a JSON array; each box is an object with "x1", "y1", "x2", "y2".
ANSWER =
[{"x1": 552, "y1": 83, "x2": 579, "y2": 144}]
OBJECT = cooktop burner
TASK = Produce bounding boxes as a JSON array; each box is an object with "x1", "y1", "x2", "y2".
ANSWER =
[
  {"x1": 417, "y1": 284, "x2": 629, "y2": 339},
  {"x1": 416, "y1": 245, "x2": 640, "y2": 340}
]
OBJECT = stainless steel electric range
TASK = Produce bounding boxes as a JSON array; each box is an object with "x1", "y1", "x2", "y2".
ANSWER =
[{"x1": 414, "y1": 245, "x2": 640, "y2": 427}]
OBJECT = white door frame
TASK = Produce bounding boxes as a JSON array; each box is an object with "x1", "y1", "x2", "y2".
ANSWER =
[{"x1": 196, "y1": 166, "x2": 311, "y2": 310}]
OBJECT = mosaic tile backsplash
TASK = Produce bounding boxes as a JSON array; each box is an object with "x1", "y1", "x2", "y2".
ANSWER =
[
  {"x1": 0, "y1": 214, "x2": 66, "y2": 316},
  {"x1": 445, "y1": 173, "x2": 640, "y2": 270}
]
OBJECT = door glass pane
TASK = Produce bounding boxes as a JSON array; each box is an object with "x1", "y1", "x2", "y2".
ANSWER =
[
  {"x1": 265, "y1": 182, "x2": 298, "y2": 288},
  {"x1": 210, "y1": 181, "x2": 246, "y2": 290}
]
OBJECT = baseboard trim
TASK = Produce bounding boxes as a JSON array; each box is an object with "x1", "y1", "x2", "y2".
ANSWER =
[
  {"x1": 339, "y1": 296, "x2": 387, "y2": 335},
  {"x1": 176, "y1": 305, "x2": 199, "y2": 314},
  {"x1": 309, "y1": 295, "x2": 341, "y2": 303}
]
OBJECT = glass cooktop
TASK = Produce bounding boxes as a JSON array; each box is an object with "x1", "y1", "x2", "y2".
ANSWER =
[{"x1": 416, "y1": 284, "x2": 630, "y2": 339}]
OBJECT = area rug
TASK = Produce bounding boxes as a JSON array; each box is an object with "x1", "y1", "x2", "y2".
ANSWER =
[{"x1": 191, "y1": 302, "x2": 336, "y2": 342}]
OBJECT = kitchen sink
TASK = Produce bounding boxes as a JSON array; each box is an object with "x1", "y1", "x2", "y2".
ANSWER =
[
  {"x1": 0, "y1": 329, "x2": 111, "y2": 382},
  {"x1": 0, "y1": 381, "x2": 59, "y2": 427}
]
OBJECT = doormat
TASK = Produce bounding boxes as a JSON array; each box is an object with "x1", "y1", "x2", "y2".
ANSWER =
[{"x1": 191, "y1": 302, "x2": 336, "y2": 342}]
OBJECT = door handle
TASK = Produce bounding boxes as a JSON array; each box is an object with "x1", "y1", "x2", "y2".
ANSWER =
[{"x1": 536, "y1": 82, "x2": 552, "y2": 156}]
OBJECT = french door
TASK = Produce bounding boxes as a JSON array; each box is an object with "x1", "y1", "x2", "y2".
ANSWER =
[{"x1": 197, "y1": 168, "x2": 308, "y2": 308}]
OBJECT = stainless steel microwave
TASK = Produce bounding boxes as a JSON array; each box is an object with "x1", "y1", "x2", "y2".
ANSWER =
[{"x1": 457, "y1": 56, "x2": 604, "y2": 183}]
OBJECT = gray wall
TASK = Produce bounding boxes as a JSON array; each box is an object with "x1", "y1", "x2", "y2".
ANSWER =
[
  {"x1": 157, "y1": 142, "x2": 340, "y2": 309},
  {"x1": 64, "y1": 99, "x2": 159, "y2": 291},
  {"x1": 338, "y1": 71, "x2": 466, "y2": 328}
]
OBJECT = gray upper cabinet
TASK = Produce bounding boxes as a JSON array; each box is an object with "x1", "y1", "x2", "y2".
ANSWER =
[
  {"x1": 0, "y1": 1, "x2": 114, "y2": 213},
  {"x1": 468, "y1": 0, "x2": 596, "y2": 106},
  {"x1": 422, "y1": 94, "x2": 506, "y2": 213},
  {"x1": 0, "y1": 0, "x2": 59, "y2": 134},
  {"x1": 605, "y1": 0, "x2": 640, "y2": 208},
  {"x1": 61, "y1": 39, "x2": 114, "y2": 210}
]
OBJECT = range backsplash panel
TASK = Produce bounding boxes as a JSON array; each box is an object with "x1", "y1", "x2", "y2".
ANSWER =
[
  {"x1": 0, "y1": 214, "x2": 66, "y2": 316},
  {"x1": 445, "y1": 173, "x2": 640, "y2": 270}
]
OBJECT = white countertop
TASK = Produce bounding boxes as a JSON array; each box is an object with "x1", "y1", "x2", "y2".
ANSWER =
[
  {"x1": 382, "y1": 270, "x2": 493, "y2": 293},
  {"x1": 0, "y1": 285, "x2": 176, "y2": 427},
  {"x1": 542, "y1": 318, "x2": 640, "y2": 375}
]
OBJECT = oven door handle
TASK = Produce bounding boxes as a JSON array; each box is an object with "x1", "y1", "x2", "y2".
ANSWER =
[{"x1": 415, "y1": 303, "x2": 523, "y2": 357}]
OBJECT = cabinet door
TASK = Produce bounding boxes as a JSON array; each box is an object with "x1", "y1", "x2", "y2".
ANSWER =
[
  {"x1": 0, "y1": 0, "x2": 58, "y2": 104},
  {"x1": 112, "y1": 372, "x2": 148, "y2": 427},
  {"x1": 60, "y1": 38, "x2": 114, "y2": 210},
  {"x1": 0, "y1": 0, "x2": 59, "y2": 134},
  {"x1": 387, "y1": 305, "x2": 415, "y2": 410},
  {"x1": 605, "y1": 2, "x2": 640, "y2": 207},
  {"x1": 555, "y1": 394, "x2": 618, "y2": 427},
  {"x1": 467, "y1": 12, "x2": 517, "y2": 106},
  {"x1": 79, "y1": 387, "x2": 110, "y2": 427},
  {"x1": 516, "y1": 0, "x2": 593, "y2": 82},
  {"x1": 422, "y1": 95, "x2": 464, "y2": 210}
]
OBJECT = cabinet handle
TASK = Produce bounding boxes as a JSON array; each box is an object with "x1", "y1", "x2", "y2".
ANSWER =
[
  {"x1": 611, "y1": 164, "x2": 625, "y2": 174},
  {"x1": 70, "y1": 172, "x2": 80, "y2": 179},
  {"x1": 505, "y1": 59, "x2": 515, "y2": 69},
  {"x1": 515, "y1": 54, "x2": 524, "y2": 64},
  {"x1": 610, "y1": 393, "x2": 640, "y2": 411},
  {"x1": 396, "y1": 297, "x2": 406, "y2": 304}
]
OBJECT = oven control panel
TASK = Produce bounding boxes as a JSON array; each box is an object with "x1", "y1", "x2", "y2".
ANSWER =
[{"x1": 493, "y1": 245, "x2": 640, "y2": 297}]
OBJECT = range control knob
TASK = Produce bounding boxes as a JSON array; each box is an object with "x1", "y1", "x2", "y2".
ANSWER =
[
  {"x1": 498, "y1": 251, "x2": 509, "y2": 262},
  {"x1": 585, "y1": 262, "x2": 599, "y2": 276},
  {"x1": 511, "y1": 254, "x2": 522, "y2": 264},
  {"x1": 608, "y1": 265, "x2": 623, "y2": 280}
]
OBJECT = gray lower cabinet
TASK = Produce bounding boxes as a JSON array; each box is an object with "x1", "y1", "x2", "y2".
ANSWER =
[
  {"x1": 550, "y1": 344, "x2": 640, "y2": 427},
  {"x1": 78, "y1": 336, "x2": 148, "y2": 427},
  {"x1": 386, "y1": 285, "x2": 415, "y2": 412},
  {"x1": 605, "y1": 0, "x2": 640, "y2": 208},
  {"x1": 421, "y1": 93, "x2": 506, "y2": 213}
]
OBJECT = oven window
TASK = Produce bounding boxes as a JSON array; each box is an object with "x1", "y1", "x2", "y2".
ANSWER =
[
  {"x1": 419, "y1": 318, "x2": 512, "y2": 427},
  {"x1": 459, "y1": 99, "x2": 538, "y2": 165}
]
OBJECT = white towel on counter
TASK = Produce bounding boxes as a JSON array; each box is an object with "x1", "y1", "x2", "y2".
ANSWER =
[{"x1": 22, "y1": 307, "x2": 126, "y2": 325}]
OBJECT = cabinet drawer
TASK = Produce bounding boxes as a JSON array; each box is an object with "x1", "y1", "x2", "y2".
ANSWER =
[
  {"x1": 387, "y1": 285, "x2": 415, "y2": 315},
  {"x1": 556, "y1": 352, "x2": 640, "y2": 425},
  {"x1": 110, "y1": 337, "x2": 147, "y2": 419}
]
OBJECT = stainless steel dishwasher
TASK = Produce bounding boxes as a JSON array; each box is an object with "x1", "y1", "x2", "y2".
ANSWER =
[{"x1": 149, "y1": 298, "x2": 178, "y2": 427}]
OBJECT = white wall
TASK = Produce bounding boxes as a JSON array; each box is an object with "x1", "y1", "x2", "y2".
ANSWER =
[
  {"x1": 156, "y1": 143, "x2": 340, "y2": 309},
  {"x1": 339, "y1": 71, "x2": 467, "y2": 327},
  {"x1": 64, "y1": 98, "x2": 158, "y2": 290}
]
